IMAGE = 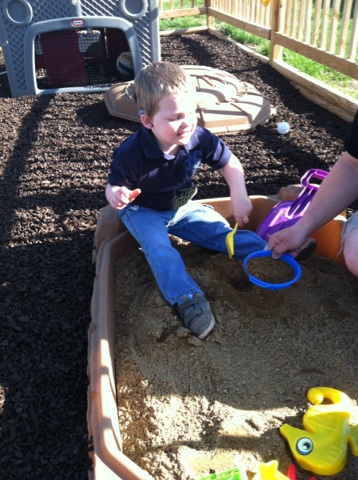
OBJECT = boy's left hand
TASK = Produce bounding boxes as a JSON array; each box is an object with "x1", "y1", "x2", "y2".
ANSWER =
[{"x1": 106, "y1": 185, "x2": 141, "y2": 210}]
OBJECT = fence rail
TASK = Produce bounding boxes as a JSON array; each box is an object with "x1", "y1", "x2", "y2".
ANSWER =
[{"x1": 159, "y1": 0, "x2": 358, "y2": 120}]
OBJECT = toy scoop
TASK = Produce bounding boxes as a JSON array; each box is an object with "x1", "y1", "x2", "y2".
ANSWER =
[
  {"x1": 280, "y1": 386, "x2": 358, "y2": 476},
  {"x1": 256, "y1": 169, "x2": 327, "y2": 241},
  {"x1": 225, "y1": 222, "x2": 238, "y2": 259}
]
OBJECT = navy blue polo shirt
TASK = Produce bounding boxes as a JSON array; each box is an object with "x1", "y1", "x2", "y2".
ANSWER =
[{"x1": 108, "y1": 125, "x2": 232, "y2": 210}]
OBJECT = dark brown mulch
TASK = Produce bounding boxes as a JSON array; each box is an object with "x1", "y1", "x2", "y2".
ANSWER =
[{"x1": 0, "y1": 32, "x2": 354, "y2": 479}]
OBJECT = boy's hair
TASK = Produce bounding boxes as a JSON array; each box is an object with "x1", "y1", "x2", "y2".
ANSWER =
[{"x1": 133, "y1": 62, "x2": 195, "y2": 118}]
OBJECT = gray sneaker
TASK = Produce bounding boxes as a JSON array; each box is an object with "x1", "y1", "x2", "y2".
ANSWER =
[
  {"x1": 295, "y1": 238, "x2": 317, "y2": 261},
  {"x1": 176, "y1": 293, "x2": 215, "y2": 339}
]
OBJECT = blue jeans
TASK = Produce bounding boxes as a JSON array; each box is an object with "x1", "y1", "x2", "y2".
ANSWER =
[{"x1": 118, "y1": 201, "x2": 267, "y2": 306}]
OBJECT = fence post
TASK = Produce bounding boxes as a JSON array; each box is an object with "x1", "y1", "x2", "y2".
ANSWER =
[
  {"x1": 269, "y1": 0, "x2": 284, "y2": 64},
  {"x1": 205, "y1": 0, "x2": 215, "y2": 30}
]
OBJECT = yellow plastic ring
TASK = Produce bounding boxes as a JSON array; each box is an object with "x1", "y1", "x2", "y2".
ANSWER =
[{"x1": 261, "y1": 0, "x2": 270, "y2": 6}]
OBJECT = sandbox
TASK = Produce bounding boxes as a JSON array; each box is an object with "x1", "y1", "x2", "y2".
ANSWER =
[{"x1": 88, "y1": 196, "x2": 349, "y2": 480}]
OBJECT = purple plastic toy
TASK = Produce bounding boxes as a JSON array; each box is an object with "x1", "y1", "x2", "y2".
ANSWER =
[{"x1": 256, "y1": 169, "x2": 328, "y2": 242}]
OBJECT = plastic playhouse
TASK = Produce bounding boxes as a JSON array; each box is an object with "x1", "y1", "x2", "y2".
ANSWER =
[
  {"x1": 0, "y1": 1, "x2": 274, "y2": 135},
  {"x1": 0, "y1": 0, "x2": 159, "y2": 96}
]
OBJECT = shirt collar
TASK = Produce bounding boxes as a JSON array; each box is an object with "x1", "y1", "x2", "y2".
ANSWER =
[{"x1": 140, "y1": 126, "x2": 201, "y2": 158}]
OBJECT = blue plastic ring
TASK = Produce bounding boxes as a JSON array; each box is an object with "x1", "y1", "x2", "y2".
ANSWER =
[{"x1": 243, "y1": 250, "x2": 301, "y2": 290}]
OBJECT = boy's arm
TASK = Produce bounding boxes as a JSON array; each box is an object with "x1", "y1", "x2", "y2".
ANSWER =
[{"x1": 220, "y1": 155, "x2": 253, "y2": 226}]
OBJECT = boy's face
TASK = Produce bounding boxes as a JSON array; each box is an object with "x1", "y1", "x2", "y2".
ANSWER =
[{"x1": 144, "y1": 93, "x2": 197, "y2": 154}]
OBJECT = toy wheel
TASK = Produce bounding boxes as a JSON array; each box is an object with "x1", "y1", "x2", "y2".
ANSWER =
[{"x1": 261, "y1": 0, "x2": 271, "y2": 6}]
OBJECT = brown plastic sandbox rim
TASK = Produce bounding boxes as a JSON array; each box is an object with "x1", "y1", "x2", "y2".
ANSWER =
[{"x1": 87, "y1": 196, "x2": 346, "y2": 480}]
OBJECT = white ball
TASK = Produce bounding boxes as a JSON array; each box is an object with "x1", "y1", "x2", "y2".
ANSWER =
[
  {"x1": 116, "y1": 52, "x2": 134, "y2": 76},
  {"x1": 277, "y1": 121, "x2": 290, "y2": 134}
]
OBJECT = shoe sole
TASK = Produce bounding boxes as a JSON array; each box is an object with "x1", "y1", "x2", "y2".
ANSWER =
[{"x1": 197, "y1": 315, "x2": 216, "y2": 340}]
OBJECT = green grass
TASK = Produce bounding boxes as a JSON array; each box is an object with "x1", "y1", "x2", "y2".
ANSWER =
[
  {"x1": 282, "y1": 50, "x2": 358, "y2": 99},
  {"x1": 160, "y1": 0, "x2": 205, "y2": 9},
  {"x1": 159, "y1": 15, "x2": 358, "y2": 100},
  {"x1": 159, "y1": 16, "x2": 206, "y2": 30},
  {"x1": 218, "y1": 23, "x2": 270, "y2": 57},
  {"x1": 217, "y1": 22, "x2": 358, "y2": 100}
]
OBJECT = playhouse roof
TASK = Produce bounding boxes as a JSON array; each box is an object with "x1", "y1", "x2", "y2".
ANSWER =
[{"x1": 104, "y1": 65, "x2": 275, "y2": 134}]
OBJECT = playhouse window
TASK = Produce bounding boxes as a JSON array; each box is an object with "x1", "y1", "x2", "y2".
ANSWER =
[{"x1": 34, "y1": 27, "x2": 134, "y2": 89}]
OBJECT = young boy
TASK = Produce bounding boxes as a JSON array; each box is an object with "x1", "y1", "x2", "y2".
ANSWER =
[{"x1": 106, "y1": 61, "x2": 267, "y2": 339}]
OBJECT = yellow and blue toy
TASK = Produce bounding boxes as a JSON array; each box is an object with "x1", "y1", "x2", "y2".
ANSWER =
[
  {"x1": 280, "y1": 386, "x2": 358, "y2": 476},
  {"x1": 116, "y1": 52, "x2": 134, "y2": 77}
]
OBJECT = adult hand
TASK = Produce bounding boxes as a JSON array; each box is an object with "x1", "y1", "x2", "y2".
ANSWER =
[{"x1": 267, "y1": 224, "x2": 309, "y2": 259}]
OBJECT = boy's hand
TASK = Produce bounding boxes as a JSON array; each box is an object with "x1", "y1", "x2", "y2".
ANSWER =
[
  {"x1": 232, "y1": 196, "x2": 253, "y2": 227},
  {"x1": 106, "y1": 185, "x2": 141, "y2": 210}
]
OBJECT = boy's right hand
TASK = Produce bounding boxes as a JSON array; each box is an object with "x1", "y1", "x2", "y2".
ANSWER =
[
  {"x1": 106, "y1": 185, "x2": 141, "y2": 210},
  {"x1": 232, "y1": 195, "x2": 253, "y2": 227}
]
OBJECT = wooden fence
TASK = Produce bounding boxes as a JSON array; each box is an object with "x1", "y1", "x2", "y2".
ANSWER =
[{"x1": 159, "y1": 0, "x2": 358, "y2": 121}]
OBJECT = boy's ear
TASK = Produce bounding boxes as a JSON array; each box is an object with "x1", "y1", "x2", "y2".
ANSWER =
[{"x1": 140, "y1": 114, "x2": 153, "y2": 129}]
